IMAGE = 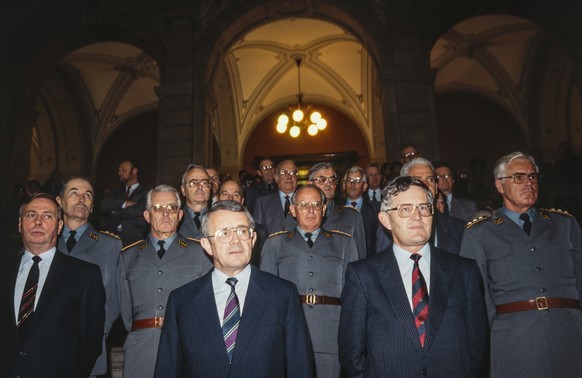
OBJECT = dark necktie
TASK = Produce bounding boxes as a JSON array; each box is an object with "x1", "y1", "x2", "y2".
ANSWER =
[
  {"x1": 193, "y1": 212, "x2": 201, "y2": 229},
  {"x1": 284, "y1": 195, "x2": 290, "y2": 216},
  {"x1": 267, "y1": 184, "x2": 273, "y2": 193},
  {"x1": 66, "y1": 230, "x2": 77, "y2": 253},
  {"x1": 305, "y1": 232, "x2": 314, "y2": 248},
  {"x1": 410, "y1": 253, "x2": 429, "y2": 347},
  {"x1": 126, "y1": 186, "x2": 131, "y2": 199},
  {"x1": 157, "y1": 240, "x2": 166, "y2": 259},
  {"x1": 520, "y1": 213, "x2": 532, "y2": 235},
  {"x1": 223, "y1": 278, "x2": 240, "y2": 363},
  {"x1": 351, "y1": 201, "x2": 357, "y2": 208},
  {"x1": 18, "y1": 256, "x2": 42, "y2": 339}
]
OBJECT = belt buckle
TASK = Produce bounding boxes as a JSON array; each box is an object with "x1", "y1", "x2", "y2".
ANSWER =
[
  {"x1": 154, "y1": 316, "x2": 164, "y2": 328},
  {"x1": 305, "y1": 294, "x2": 317, "y2": 305},
  {"x1": 535, "y1": 296, "x2": 548, "y2": 310}
]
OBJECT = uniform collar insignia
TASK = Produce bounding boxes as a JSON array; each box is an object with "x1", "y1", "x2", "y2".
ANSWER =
[
  {"x1": 89, "y1": 232, "x2": 99, "y2": 241},
  {"x1": 179, "y1": 239, "x2": 187, "y2": 248},
  {"x1": 494, "y1": 216, "x2": 504, "y2": 225}
]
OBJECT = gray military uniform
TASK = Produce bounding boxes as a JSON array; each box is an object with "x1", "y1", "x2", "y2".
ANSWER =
[
  {"x1": 260, "y1": 228, "x2": 359, "y2": 378},
  {"x1": 57, "y1": 224, "x2": 121, "y2": 377},
  {"x1": 117, "y1": 235, "x2": 213, "y2": 378},
  {"x1": 460, "y1": 208, "x2": 582, "y2": 377}
]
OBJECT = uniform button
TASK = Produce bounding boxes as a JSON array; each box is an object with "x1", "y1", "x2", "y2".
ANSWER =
[
  {"x1": 309, "y1": 272, "x2": 313, "y2": 276},
  {"x1": 308, "y1": 256, "x2": 313, "y2": 260},
  {"x1": 422, "y1": 368, "x2": 428, "y2": 376},
  {"x1": 536, "y1": 266, "x2": 542, "y2": 272},
  {"x1": 158, "y1": 288, "x2": 163, "y2": 292},
  {"x1": 539, "y1": 287, "x2": 545, "y2": 293},
  {"x1": 309, "y1": 288, "x2": 314, "y2": 292},
  {"x1": 531, "y1": 247, "x2": 536, "y2": 252},
  {"x1": 158, "y1": 305, "x2": 163, "y2": 310},
  {"x1": 158, "y1": 270, "x2": 163, "y2": 275},
  {"x1": 19, "y1": 351, "x2": 26, "y2": 356}
]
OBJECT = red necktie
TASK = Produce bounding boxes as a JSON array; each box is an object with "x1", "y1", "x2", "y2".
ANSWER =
[
  {"x1": 410, "y1": 253, "x2": 429, "y2": 346},
  {"x1": 18, "y1": 256, "x2": 42, "y2": 340}
]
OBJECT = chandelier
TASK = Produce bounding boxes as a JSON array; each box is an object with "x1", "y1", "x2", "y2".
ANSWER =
[{"x1": 276, "y1": 58, "x2": 327, "y2": 138}]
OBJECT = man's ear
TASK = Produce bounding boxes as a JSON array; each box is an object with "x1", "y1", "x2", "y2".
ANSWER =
[
  {"x1": 201, "y1": 237, "x2": 213, "y2": 257},
  {"x1": 378, "y1": 211, "x2": 392, "y2": 231}
]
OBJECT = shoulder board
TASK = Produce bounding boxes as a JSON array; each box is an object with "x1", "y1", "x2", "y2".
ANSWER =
[
  {"x1": 465, "y1": 215, "x2": 490, "y2": 230},
  {"x1": 98, "y1": 230, "x2": 121, "y2": 240},
  {"x1": 121, "y1": 239, "x2": 144, "y2": 252},
  {"x1": 329, "y1": 229, "x2": 352, "y2": 238},
  {"x1": 178, "y1": 239, "x2": 187, "y2": 248},
  {"x1": 341, "y1": 205, "x2": 358, "y2": 212},
  {"x1": 540, "y1": 208, "x2": 573, "y2": 218},
  {"x1": 187, "y1": 237, "x2": 201, "y2": 243},
  {"x1": 268, "y1": 230, "x2": 290, "y2": 238},
  {"x1": 89, "y1": 232, "x2": 99, "y2": 241}
]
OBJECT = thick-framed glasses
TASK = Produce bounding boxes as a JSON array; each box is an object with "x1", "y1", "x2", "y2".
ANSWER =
[
  {"x1": 294, "y1": 201, "x2": 324, "y2": 212},
  {"x1": 386, "y1": 203, "x2": 434, "y2": 218},
  {"x1": 206, "y1": 226, "x2": 254, "y2": 244},
  {"x1": 260, "y1": 165, "x2": 274, "y2": 171},
  {"x1": 278, "y1": 170, "x2": 298, "y2": 177},
  {"x1": 436, "y1": 174, "x2": 451, "y2": 182},
  {"x1": 150, "y1": 204, "x2": 180, "y2": 214},
  {"x1": 497, "y1": 172, "x2": 540, "y2": 184},
  {"x1": 186, "y1": 179, "x2": 211, "y2": 188},
  {"x1": 346, "y1": 177, "x2": 364, "y2": 184},
  {"x1": 313, "y1": 176, "x2": 338, "y2": 185}
]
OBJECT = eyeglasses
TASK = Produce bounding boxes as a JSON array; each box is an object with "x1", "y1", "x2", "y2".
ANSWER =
[
  {"x1": 206, "y1": 226, "x2": 254, "y2": 244},
  {"x1": 209, "y1": 176, "x2": 220, "y2": 182},
  {"x1": 386, "y1": 203, "x2": 434, "y2": 218},
  {"x1": 413, "y1": 176, "x2": 436, "y2": 184},
  {"x1": 436, "y1": 174, "x2": 451, "y2": 181},
  {"x1": 150, "y1": 204, "x2": 180, "y2": 214},
  {"x1": 403, "y1": 152, "x2": 418, "y2": 158},
  {"x1": 497, "y1": 172, "x2": 540, "y2": 184},
  {"x1": 294, "y1": 201, "x2": 324, "y2": 212},
  {"x1": 186, "y1": 179, "x2": 211, "y2": 188},
  {"x1": 313, "y1": 176, "x2": 338, "y2": 185},
  {"x1": 260, "y1": 165, "x2": 274, "y2": 171},
  {"x1": 278, "y1": 170, "x2": 298, "y2": 177},
  {"x1": 346, "y1": 177, "x2": 364, "y2": 184}
]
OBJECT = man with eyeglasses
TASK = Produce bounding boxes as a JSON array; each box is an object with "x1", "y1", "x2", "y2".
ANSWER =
[
  {"x1": 400, "y1": 144, "x2": 421, "y2": 164},
  {"x1": 434, "y1": 161, "x2": 477, "y2": 222},
  {"x1": 155, "y1": 201, "x2": 314, "y2": 378},
  {"x1": 179, "y1": 164, "x2": 212, "y2": 238},
  {"x1": 343, "y1": 166, "x2": 378, "y2": 257},
  {"x1": 206, "y1": 167, "x2": 221, "y2": 206},
  {"x1": 117, "y1": 185, "x2": 213, "y2": 378},
  {"x1": 339, "y1": 176, "x2": 488, "y2": 377},
  {"x1": 364, "y1": 163, "x2": 383, "y2": 213},
  {"x1": 244, "y1": 158, "x2": 278, "y2": 213},
  {"x1": 460, "y1": 151, "x2": 582, "y2": 377},
  {"x1": 261, "y1": 185, "x2": 358, "y2": 378},
  {"x1": 56, "y1": 176, "x2": 121, "y2": 377},
  {"x1": 253, "y1": 159, "x2": 298, "y2": 235}
]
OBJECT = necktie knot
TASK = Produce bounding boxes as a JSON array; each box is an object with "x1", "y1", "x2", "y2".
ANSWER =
[
  {"x1": 410, "y1": 253, "x2": 422, "y2": 264},
  {"x1": 305, "y1": 232, "x2": 314, "y2": 248},
  {"x1": 226, "y1": 277, "x2": 238, "y2": 288},
  {"x1": 157, "y1": 240, "x2": 166, "y2": 259},
  {"x1": 32, "y1": 255, "x2": 42, "y2": 264},
  {"x1": 351, "y1": 201, "x2": 357, "y2": 208}
]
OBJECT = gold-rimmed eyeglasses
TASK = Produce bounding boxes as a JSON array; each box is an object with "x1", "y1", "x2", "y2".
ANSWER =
[
  {"x1": 186, "y1": 179, "x2": 211, "y2": 188},
  {"x1": 386, "y1": 203, "x2": 433, "y2": 218},
  {"x1": 150, "y1": 204, "x2": 180, "y2": 214},
  {"x1": 206, "y1": 226, "x2": 254, "y2": 244},
  {"x1": 294, "y1": 201, "x2": 324, "y2": 212},
  {"x1": 313, "y1": 176, "x2": 338, "y2": 185}
]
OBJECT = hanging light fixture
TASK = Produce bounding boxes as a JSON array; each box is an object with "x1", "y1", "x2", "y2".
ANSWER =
[{"x1": 276, "y1": 57, "x2": 327, "y2": 138}]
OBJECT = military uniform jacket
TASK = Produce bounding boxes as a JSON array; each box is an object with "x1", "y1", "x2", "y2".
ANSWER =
[
  {"x1": 460, "y1": 208, "x2": 582, "y2": 377},
  {"x1": 260, "y1": 229, "x2": 359, "y2": 355},
  {"x1": 57, "y1": 224, "x2": 122, "y2": 376},
  {"x1": 178, "y1": 208, "x2": 204, "y2": 239},
  {"x1": 117, "y1": 234, "x2": 213, "y2": 378}
]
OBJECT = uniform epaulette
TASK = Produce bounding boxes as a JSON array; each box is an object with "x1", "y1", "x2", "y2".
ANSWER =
[
  {"x1": 329, "y1": 229, "x2": 352, "y2": 238},
  {"x1": 465, "y1": 215, "x2": 490, "y2": 229},
  {"x1": 268, "y1": 230, "x2": 290, "y2": 238},
  {"x1": 98, "y1": 230, "x2": 121, "y2": 240},
  {"x1": 341, "y1": 205, "x2": 358, "y2": 212},
  {"x1": 178, "y1": 239, "x2": 187, "y2": 248},
  {"x1": 121, "y1": 239, "x2": 144, "y2": 251},
  {"x1": 187, "y1": 237, "x2": 201, "y2": 243},
  {"x1": 540, "y1": 208, "x2": 573, "y2": 217},
  {"x1": 89, "y1": 232, "x2": 99, "y2": 241}
]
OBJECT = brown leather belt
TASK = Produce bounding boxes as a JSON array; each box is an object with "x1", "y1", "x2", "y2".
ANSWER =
[
  {"x1": 131, "y1": 316, "x2": 164, "y2": 330},
  {"x1": 496, "y1": 297, "x2": 580, "y2": 315},
  {"x1": 300, "y1": 294, "x2": 341, "y2": 306}
]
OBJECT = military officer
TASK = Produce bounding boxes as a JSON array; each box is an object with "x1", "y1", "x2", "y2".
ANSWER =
[
  {"x1": 460, "y1": 151, "x2": 582, "y2": 377},
  {"x1": 117, "y1": 184, "x2": 213, "y2": 377},
  {"x1": 179, "y1": 164, "x2": 212, "y2": 238},
  {"x1": 261, "y1": 185, "x2": 359, "y2": 378},
  {"x1": 56, "y1": 176, "x2": 121, "y2": 377}
]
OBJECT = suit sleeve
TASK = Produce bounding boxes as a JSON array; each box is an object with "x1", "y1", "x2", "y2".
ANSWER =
[
  {"x1": 338, "y1": 263, "x2": 367, "y2": 377},
  {"x1": 464, "y1": 260, "x2": 489, "y2": 377},
  {"x1": 352, "y1": 212, "x2": 368, "y2": 259},
  {"x1": 80, "y1": 265, "x2": 106, "y2": 377},
  {"x1": 342, "y1": 237, "x2": 360, "y2": 286},
  {"x1": 253, "y1": 197, "x2": 265, "y2": 226},
  {"x1": 284, "y1": 283, "x2": 315, "y2": 378},
  {"x1": 259, "y1": 238, "x2": 278, "y2": 275},
  {"x1": 154, "y1": 292, "x2": 182, "y2": 377},
  {"x1": 116, "y1": 253, "x2": 134, "y2": 331}
]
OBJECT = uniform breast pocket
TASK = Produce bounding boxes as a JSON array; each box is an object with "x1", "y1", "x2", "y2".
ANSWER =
[
  {"x1": 174, "y1": 266, "x2": 199, "y2": 278},
  {"x1": 547, "y1": 242, "x2": 576, "y2": 278},
  {"x1": 485, "y1": 248, "x2": 518, "y2": 286},
  {"x1": 126, "y1": 268, "x2": 148, "y2": 281}
]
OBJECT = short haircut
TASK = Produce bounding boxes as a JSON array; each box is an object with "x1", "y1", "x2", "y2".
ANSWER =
[
  {"x1": 20, "y1": 193, "x2": 63, "y2": 219},
  {"x1": 257, "y1": 158, "x2": 275, "y2": 169},
  {"x1": 276, "y1": 159, "x2": 296, "y2": 172},
  {"x1": 364, "y1": 162, "x2": 381, "y2": 172},
  {"x1": 218, "y1": 179, "x2": 243, "y2": 194},
  {"x1": 181, "y1": 164, "x2": 208, "y2": 185},
  {"x1": 380, "y1": 176, "x2": 434, "y2": 212},
  {"x1": 291, "y1": 184, "x2": 327, "y2": 205},
  {"x1": 200, "y1": 200, "x2": 255, "y2": 237},
  {"x1": 308, "y1": 162, "x2": 335, "y2": 180},
  {"x1": 343, "y1": 166, "x2": 367, "y2": 183},
  {"x1": 59, "y1": 176, "x2": 94, "y2": 198},
  {"x1": 493, "y1": 151, "x2": 539, "y2": 179},
  {"x1": 145, "y1": 184, "x2": 181, "y2": 210},
  {"x1": 400, "y1": 157, "x2": 434, "y2": 176}
]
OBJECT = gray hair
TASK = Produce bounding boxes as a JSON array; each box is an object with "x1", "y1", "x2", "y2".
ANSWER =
[
  {"x1": 291, "y1": 184, "x2": 327, "y2": 205},
  {"x1": 400, "y1": 157, "x2": 434, "y2": 176},
  {"x1": 380, "y1": 176, "x2": 434, "y2": 212},
  {"x1": 493, "y1": 151, "x2": 539, "y2": 179},
  {"x1": 181, "y1": 164, "x2": 208, "y2": 185},
  {"x1": 308, "y1": 162, "x2": 335, "y2": 180},
  {"x1": 59, "y1": 176, "x2": 93, "y2": 199},
  {"x1": 343, "y1": 166, "x2": 367, "y2": 183},
  {"x1": 146, "y1": 184, "x2": 181, "y2": 210},
  {"x1": 200, "y1": 200, "x2": 255, "y2": 237}
]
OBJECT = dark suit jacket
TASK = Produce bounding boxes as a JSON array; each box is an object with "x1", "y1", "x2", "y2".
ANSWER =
[
  {"x1": 338, "y1": 246, "x2": 488, "y2": 377},
  {"x1": 154, "y1": 266, "x2": 314, "y2": 378},
  {"x1": 252, "y1": 192, "x2": 291, "y2": 235},
  {"x1": 250, "y1": 222, "x2": 268, "y2": 267},
  {"x1": 360, "y1": 198, "x2": 379, "y2": 257},
  {"x1": 244, "y1": 182, "x2": 278, "y2": 214},
  {"x1": 450, "y1": 196, "x2": 477, "y2": 223},
  {"x1": 101, "y1": 183, "x2": 148, "y2": 246},
  {"x1": 0, "y1": 251, "x2": 106, "y2": 377}
]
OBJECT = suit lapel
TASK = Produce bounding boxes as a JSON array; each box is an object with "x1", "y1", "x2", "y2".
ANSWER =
[
  {"x1": 30, "y1": 251, "x2": 68, "y2": 331},
  {"x1": 72, "y1": 227, "x2": 99, "y2": 256}
]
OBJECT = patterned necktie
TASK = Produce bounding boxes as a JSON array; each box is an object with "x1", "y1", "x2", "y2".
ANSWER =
[
  {"x1": 157, "y1": 240, "x2": 166, "y2": 259},
  {"x1": 18, "y1": 256, "x2": 42, "y2": 339},
  {"x1": 193, "y1": 212, "x2": 201, "y2": 229},
  {"x1": 520, "y1": 213, "x2": 532, "y2": 235},
  {"x1": 410, "y1": 253, "x2": 429, "y2": 347},
  {"x1": 223, "y1": 278, "x2": 240, "y2": 363},
  {"x1": 284, "y1": 195, "x2": 291, "y2": 215},
  {"x1": 305, "y1": 232, "x2": 314, "y2": 248},
  {"x1": 66, "y1": 230, "x2": 77, "y2": 253}
]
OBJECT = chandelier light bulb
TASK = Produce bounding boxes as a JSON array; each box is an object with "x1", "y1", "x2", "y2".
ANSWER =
[
  {"x1": 289, "y1": 125, "x2": 301, "y2": 138},
  {"x1": 277, "y1": 114, "x2": 289, "y2": 125},
  {"x1": 310, "y1": 112, "x2": 322, "y2": 123},
  {"x1": 292, "y1": 109, "x2": 304, "y2": 122},
  {"x1": 316, "y1": 118, "x2": 327, "y2": 130},
  {"x1": 307, "y1": 124, "x2": 319, "y2": 135},
  {"x1": 276, "y1": 122, "x2": 288, "y2": 133}
]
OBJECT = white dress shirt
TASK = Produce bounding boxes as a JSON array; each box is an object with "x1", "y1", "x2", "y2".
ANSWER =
[
  {"x1": 212, "y1": 264, "x2": 252, "y2": 324},
  {"x1": 393, "y1": 243, "x2": 431, "y2": 311}
]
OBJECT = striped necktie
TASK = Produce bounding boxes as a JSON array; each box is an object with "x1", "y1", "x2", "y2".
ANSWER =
[
  {"x1": 410, "y1": 253, "x2": 429, "y2": 346},
  {"x1": 223, "y1": 277, "x2": 240, "y2": 363},
  {"x1": 18, "y1": 256, "x2": 42, "y2": 340}
]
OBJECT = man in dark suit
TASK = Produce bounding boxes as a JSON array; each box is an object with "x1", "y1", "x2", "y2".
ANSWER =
[
  {"x1": 0, "y1": 193, "x2": 105, "y2": 377},
  {"x1": 154, "y1": 201, "x2": 314, "y2": 378},
  {"x1": 435, "y1": 161, "x2": 477, "y2": 222},
  {"x1": 253, "y1": 159, "x2": 298, "y2": 234},
  {"x1": 244, "y1": 158, "x2": 278, "y2": 213},
  {"x1": 364, "y1": 163, "x2": 383, "y2": 213},
  {"x1": 101, "y1": 159, "x2": 148, "y2": 246},
  {"x1": 178, "y1": 164, "x2": 212, "y2": 238},
  {"x1": 339, "y1": 177, "x2": 488, "y2": 377},
  {"x1": 56, "y1": 176, "x2": 121, "y2": 377}
]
